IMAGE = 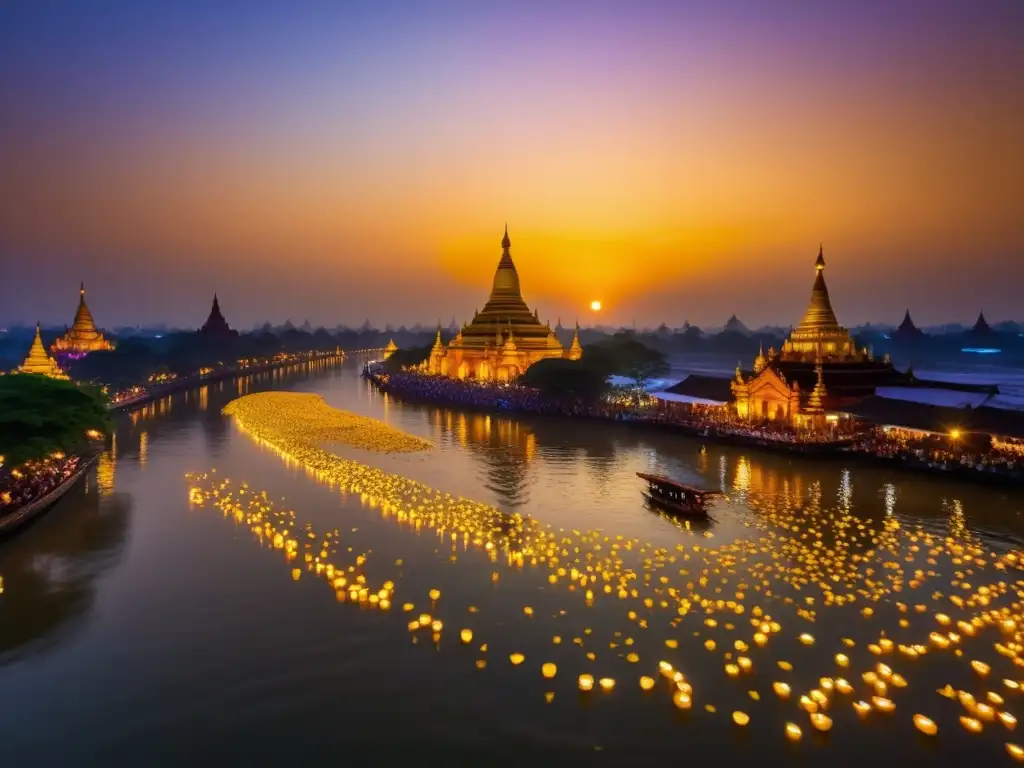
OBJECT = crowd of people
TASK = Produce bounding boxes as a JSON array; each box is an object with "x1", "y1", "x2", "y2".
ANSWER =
[
  {"x1": 374, "y1": 372, "x2": 652, "y2": 420},
  {"x1": 0, "y1": 454, "x2": 83, "y2": 516},
  {"x1": 855, "y1": 428, "x2": 1021, "y2": 478},
  {"x1": 370, "y1": 370, "x2": 1024, "y2": 482}
]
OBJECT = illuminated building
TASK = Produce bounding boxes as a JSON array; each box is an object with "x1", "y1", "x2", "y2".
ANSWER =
[
  {"x1": 731, "y1": 245, "x2": 902, "y2": 428},
  {"x1": 50, "y1": 283, "x2": 114, "y2": 357},
  {"x1": 19, "y1": 323, "x2": 69, "y2": 379},
  {"x1": 423, "y1": 226, "x2": 581, "y2": 381},
  {"x1": 198, "y1": 293, "x2": 238, "y2": 338},
  {"x1": 383, "y1": 339, "x2": 398, "y2": 360}
]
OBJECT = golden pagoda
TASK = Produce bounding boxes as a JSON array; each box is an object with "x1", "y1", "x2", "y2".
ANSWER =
[
  {"x1": 51, "y1": 282, "x2": 114, "y2": 357},
  {"x1": 19, "y1": 324, "x2": 69, "y2": 379},
  {"x1": 779, "y1": 246, "x2": 864, "y2": 362},
  {"x1": 383, "y1": 339, "x2": 398, "y2": 360},
  {"x1": 732, "y1": 245, "x2": 901, "y2": 427},
  {"x1": 426, "y1": 226, "x2": 579, "y2": 381}
]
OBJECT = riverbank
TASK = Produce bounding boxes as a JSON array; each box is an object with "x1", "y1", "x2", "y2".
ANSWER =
[
  {"x1": 367, "y1": 371, "x2": 1024, "y2": 488},
  {"x1": 109, "y1": 349, "x2": 366, "y2": 413},
  {"x1": 0, "y1": 454, "x2": 99, "y2": 537}
]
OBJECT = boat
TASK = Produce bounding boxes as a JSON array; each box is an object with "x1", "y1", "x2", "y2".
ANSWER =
[{"x1": 636, "y1": 472, "x2": 718, "y2": 517}]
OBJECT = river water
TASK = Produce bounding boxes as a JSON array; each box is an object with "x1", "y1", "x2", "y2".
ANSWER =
[{"x1": 2, "y1": 356, "x2": 1023, "y2": 766}]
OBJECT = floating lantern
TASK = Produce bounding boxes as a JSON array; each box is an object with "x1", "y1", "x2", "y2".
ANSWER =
[
  {"x1": 460, "y1": 628, "x2": 473, "y2": 644},
  {"x1": 541, "y1": 663, "x2": 557, "y2": 679},
  {"x1": 773, "y1": 682, "x2": 792, "y2": 699},
  {"x1": 640, "y1": 676, "x2": 655, "y2": 691},
  {"x1": 959, "y1": 716, "x2": 982, "y2": 733},
  {"x1": 785, "y1": 722, "x2": 802, "y2": 741},
  {"x1": 509, "y1": 653, "x2": 525, "y2": 665},
  {"x1": 673, "y1": 690, "x2": 692, "y2": 710},
  {"x1": 872, "y1": 696, "x2": 895, "y2": 713},
  {"x1": 810, "y1": 713, "x2": 832, "y2": 732},
  {"x1": 733, "y1": 711, "x2": 750, "y2": 726},
  {"x1": 578, "y1": 674, "x2": 595, "y2": 691},
  {"x1": 913, "y1": 714, "x2": 938, "y2": 736}
]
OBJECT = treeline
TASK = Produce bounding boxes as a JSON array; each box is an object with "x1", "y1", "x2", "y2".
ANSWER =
[
  {"x1": 68, "y1": 328, "x2": 433, "y2": 390},
  {"x1": 0, "y1": 375, "x2": 111, "y2": 467}
]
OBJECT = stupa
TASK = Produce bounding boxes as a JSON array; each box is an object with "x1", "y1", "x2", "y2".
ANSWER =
[
  {"x1": 425, "y1": 226, "x2": 579, "y2": 380},
  {"x1": 892, "y1": 309, "x2": 925, "y2": 342},
  {"x1": 19, "y1": 324, "x2": 69, "y2": 379},
  {"x1": 731, "y1": 245, "x2": 903, "y2": 425},
  {"x1": 198, "y1": 294, "x2": 238, "y2": 338},
  {"x1": 51, "y1": 283, "x2": 115, "y2": 357}
]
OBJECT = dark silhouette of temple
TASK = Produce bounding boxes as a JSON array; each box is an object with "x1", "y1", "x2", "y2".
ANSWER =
[
  {"x1": 970, "y1": 311, "x2": 992, "y2": 337},
  {"x1": 198, "y1": 294, "x2": 238, "y2": 338},
  {"x1": 892, "y1": 309, "x2": 925, "y2": 343}
]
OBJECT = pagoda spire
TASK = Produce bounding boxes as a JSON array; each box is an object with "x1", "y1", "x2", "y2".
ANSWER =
[
  {"x1": 796, "y1": 244, "x2": 840, "y2": 334},
  {"x1": 567, "y1": 320, "x2": 583, "y2": 360},
  {"x1": 20, "y1": 323, "x2": 68, "y2": 379},
  {"x1": 490, "y1": 223, "x2": 521, "y2": 299}
]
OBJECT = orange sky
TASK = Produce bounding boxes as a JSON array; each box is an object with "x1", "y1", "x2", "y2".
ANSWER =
[{"x1": 1, "y1": 2, "x2": 1022, "y2": 328}]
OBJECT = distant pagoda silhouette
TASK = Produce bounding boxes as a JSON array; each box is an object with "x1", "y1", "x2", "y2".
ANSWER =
[
  {"x1": 199, "y1": 294, "x2": 238, "y2": 338},
  {"x1": 971, "y1": 310, "x2": 992, "y2": 336},
  {"x1": 892, "y1": 309, "x2": 925, "y2": 341}
]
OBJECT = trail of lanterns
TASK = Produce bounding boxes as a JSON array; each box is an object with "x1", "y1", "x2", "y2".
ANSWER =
[{"x1": 185, "y1": 391, "x2": 1024, "y2": 760}]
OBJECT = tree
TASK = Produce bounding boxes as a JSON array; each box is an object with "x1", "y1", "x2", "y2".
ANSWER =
[
  {"x1": 0, "y1": 375, "x2": 111, "y2": 467},
  {"x1": 520, "y1": 359, "x2": 609, "y2": 401},
  {"x1": 581, "y1": 332, "x2": 670, "y2": 389},
  {"x1": 382, "y1": 345, "x2": 431, "y2": 374}
]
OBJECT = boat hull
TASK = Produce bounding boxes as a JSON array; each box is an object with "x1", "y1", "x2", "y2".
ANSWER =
[{"x1": 642, "y1": 491, "x2": 708, "y2": 518}]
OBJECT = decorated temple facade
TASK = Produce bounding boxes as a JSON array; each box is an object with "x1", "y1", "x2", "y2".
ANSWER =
[
  {"x1": 20, "y1": 324, "x2": 69, "y2": 379},
  {"x1": 198, "y1": 294, "x2": 238, "y2": 338},
  {"x1": 51, "y1": 283, "x2": 115, "y2": 358},
  {"x1": 424, "y1": 226, "x2": 580, "y2": 381},
  {"x1": 731, "y1": 246, "x2": 903, "y2": 429}
]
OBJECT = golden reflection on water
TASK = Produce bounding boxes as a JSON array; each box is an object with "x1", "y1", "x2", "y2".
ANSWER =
[
  {"x1": 96, "y1": 444, "x2": 116, "y2": 497},
  {"x1": 138, "y1": 431, "x2": 148, "y2": 469},
  {"x1": 191, "y1": 388, "x2": 1024, "y2": 756}
]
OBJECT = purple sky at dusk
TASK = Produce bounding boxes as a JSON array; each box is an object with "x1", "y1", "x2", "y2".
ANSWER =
[{"x1": 1, "y1": 1, "x2": 1022, "y2": 330}]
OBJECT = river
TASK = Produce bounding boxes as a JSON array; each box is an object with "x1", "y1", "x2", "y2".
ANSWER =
[{"x1": 1, "y1": 355, "x2": 1023, "y2": 766}]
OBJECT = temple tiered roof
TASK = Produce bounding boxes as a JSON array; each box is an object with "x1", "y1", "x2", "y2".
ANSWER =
[
  {"x1": 779, "y1": 246, "x2": 864, "y2": 362},
  {"x1": 456, "y1": 225, "x2": 561, "y2": 350},
  {"x1": 424, "y1": 226, "x2": 574, "y2": 380},
  {"x1": 51, "y1": 283, "x2": 114, "y2": 356},
  {"x1": 971, "y1": 311, "x2": 992, "y2": 335},
  {"x1": 20, "y1": 324, "x2": 68, "y2": 379},
  {"x1": 199, "y1": 294, "x2": 238, "y2": 338},
  {"x1": 893, "y1": 309, "x2": 924, "y2": 340}
]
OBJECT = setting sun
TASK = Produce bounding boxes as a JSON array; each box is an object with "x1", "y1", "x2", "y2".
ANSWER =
[{"x1": 590, "y1": 300, "x2": 602, "y2": 312}]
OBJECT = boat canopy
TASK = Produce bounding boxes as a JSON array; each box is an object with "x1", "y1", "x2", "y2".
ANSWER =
[{"x1": 636, "y1": 472, "x2": 718, "y2": 496}]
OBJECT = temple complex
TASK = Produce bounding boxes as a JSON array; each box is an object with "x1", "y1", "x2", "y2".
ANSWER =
[
  {"x1": 424, "y1": 226, "x2": 579, "y2": 380},
  {"x1": 198, "y1": 294, "x2": 238, "y2": 338},
  {"x1": 50, "y1": 283, "x2": 115, "y2": 358},
  {"x1": 729, "y1": 245, "x2": 903, "y2": 428},
  {"x1": 19, "y1": 324, "x2": 69, "y2": 379}
]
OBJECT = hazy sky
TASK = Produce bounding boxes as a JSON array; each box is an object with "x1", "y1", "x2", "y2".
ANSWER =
[{"x1": 1, "y1": 1, "x2": 1022, "y2": 330}]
